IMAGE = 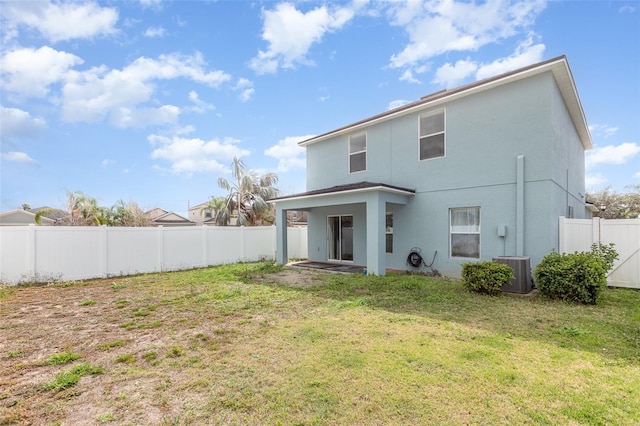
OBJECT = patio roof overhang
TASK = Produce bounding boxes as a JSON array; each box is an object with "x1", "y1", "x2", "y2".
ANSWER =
[
  {"x1": 269, "y1": 181, "x2": 415, "y2": 210},
  {"x1": 272, "y1": 182, "x2": 415, "y2": 276}
]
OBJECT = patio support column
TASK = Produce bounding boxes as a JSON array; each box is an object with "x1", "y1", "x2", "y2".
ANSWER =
[
  {"x1": 366, "y1": 193, "x2": 386, "y2": 276},
  {"x1": 276, "y1": 206, "x2": 288, "y2": 265}
]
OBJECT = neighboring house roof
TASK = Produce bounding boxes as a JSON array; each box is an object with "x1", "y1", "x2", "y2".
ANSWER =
[
  {"x1": 144, "y1": 209, "x2": 195, "y2": 226},
  {"x1": 29, "y1": 207, "x2": 68, "y2": 221},
  {"x1": 0, "y1": 209, "x2": 55, "y2": 225},
  {"x1": 299, "y1": 55, "x2": 592, "y2": 151},
  {"x1": 144, "y1": 208, "x2": 171, "y2": 220},
  {"x1": 271, "y1": 182, "x2": 416, "y2": 203},
  {"x1": 188, "y1": 202, "x2": 210, "y2": 212}
]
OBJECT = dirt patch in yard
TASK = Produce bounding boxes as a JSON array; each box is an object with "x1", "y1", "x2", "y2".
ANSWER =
[{"x1": 0, "y1": 266, "x2": 326, "y2": 425}]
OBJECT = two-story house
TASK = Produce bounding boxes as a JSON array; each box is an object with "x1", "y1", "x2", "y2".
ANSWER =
[{"x1": 271, "y1": 55, "x2": 593, "y2": 277}]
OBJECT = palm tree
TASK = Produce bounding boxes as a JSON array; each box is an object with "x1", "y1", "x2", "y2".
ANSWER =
[
  {"x1": 58, "y1": 191, "x2": 101, "y2": 226},
  {"x1": 201, "y1": 197, "x2": 226, "y2": 225},
  {"x1": 108, "y1": 200, "x2": 150, "y2": 226},
  {"x1": 217, "y1": 157, "x2": 279, "y2": 226}
]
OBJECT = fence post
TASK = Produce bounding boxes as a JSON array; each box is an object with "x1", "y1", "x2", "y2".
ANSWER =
[
  {"x1": 27, "y1": 224, "x2": 36, "y2": 281},
  {"x1": 271, "y1": 225, "x2": 277, "y2": 260},
  {"x1": 100, "y1": 225, "x2": 108, "y2": 278},
  {"x1": 558, "y1": 216, "x2": 566, "y2": 253},
  {"x1": 157, "y1": 226, "x2": 164, "y2": 272},
  {"x1": 240, "y1": 226, "x2": 245, "y2": 262},
  {"x1": 202, "y1": 225, "x2": 208, "y2": 267},
  {"x1": 593, "y1": 217, "x2": 600, "y2": 247}
]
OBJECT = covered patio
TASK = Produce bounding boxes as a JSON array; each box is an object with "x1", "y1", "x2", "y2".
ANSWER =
[{"x1": 270, "y1": 182, "x2": 415, "y2": 276}]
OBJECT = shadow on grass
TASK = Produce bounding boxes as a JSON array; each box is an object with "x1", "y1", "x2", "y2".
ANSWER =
[{"x1": 262, "y1": 269, "x2": 640, "y2": 364}]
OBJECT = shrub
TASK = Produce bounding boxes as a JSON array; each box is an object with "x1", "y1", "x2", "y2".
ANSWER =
[
  {"x1": 461, "y1": 261, "x2": 515, "y2": 296},
  {"x1": 533, "y1": 244, "x2": 618, "y2": 304}
]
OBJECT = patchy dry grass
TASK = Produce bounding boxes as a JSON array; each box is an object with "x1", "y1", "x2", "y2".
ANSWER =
[{"x1": 1, "y1": 262, "x2": 638, "y2": 425}]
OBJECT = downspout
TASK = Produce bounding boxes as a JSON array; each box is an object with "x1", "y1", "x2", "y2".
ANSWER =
[
  {"x1": 566, "y1": 169, "x2": 569, "y2": 217},
  {"x1": 516, "y1": 155, "x2": 525, "y2": 256}
]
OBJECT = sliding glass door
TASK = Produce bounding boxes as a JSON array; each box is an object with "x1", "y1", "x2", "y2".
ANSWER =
[{"x1": 327, "y1": 215, "x2": 353, "y2": 261}]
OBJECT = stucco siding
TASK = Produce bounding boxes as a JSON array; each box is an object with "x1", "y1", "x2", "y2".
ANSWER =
[
  {"x1": 306, "y1": 72, "x2": 558, "y2": 195},
  {"x1": 549, "y1": 72, "x2": 588, "y2": 219},
  {"x1": 284, "y1": 58, "x2": 590, "y2": 278}
]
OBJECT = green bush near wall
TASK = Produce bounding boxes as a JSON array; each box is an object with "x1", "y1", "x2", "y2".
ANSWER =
[
  {"x1": 461, "y1": 261, "x2": 515, "y2": 296},
  {"x1": 533, "y1": 243, "x2": 618, "y2": 305}
]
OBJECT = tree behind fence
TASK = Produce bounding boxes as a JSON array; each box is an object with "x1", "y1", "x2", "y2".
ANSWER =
[{"x1": 0, "y1": 225, "x2": 308, "y2": 284}]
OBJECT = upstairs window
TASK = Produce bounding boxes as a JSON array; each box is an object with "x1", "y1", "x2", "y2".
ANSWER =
[
  {"x1": 349, "y1": 133, "x2": 366, "y2": 173},
  {"x1": 419, "y1": 110, "x2": 445, "y2": 160}
]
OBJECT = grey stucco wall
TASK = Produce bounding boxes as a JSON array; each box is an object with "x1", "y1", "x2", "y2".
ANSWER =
[{"x1": 303, "y1": 71, "x2": 588, "y2": 277}]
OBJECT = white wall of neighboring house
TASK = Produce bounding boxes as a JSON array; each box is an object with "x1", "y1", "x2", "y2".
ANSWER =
[{"x1": 0, "y1": 225, "x2": 308, "y2": 284}]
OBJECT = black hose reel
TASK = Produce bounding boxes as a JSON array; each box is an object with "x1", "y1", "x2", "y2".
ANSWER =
[
  {"x1": 406, "y1": 247, "x2": 438, "y2": 272},
  {"x1": 407, "y1": 250, "x2": 423, "y2": 268}
]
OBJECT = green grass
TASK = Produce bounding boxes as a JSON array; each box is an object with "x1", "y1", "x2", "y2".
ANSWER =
[
  {"x1": 115, "y1": 354, "x2": 136, "y2": 363},
  {"x1": 45, "y1": 351, "x2": 82, "y2": 365},
  {"x1": 2, "y1": 261, "x2": 639, "y2": 425},
  {"x1": 98, "y1": 340, "x2": 126, "y2": 350},
  {"x1": 42, "y1": 362, "x2": 104, "y2": 391}
]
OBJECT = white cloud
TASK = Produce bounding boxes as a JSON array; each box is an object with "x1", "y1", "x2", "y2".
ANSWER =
[
  {"x1": 144, "y1": 26, "x2": 167, "y2": 38},
  {"x1": 0, "y1": 46, "x2": 83, "y2": 98},
  {"x1": 139, "y1": 0, "x2": 164, "y2": 9},
  {"x1": 399, "y1": 69, "x2": 421, "y2": 84},
  {"x1": 432, "y1": 58, "x2": 478, "y2": 87},
  {"x1": 149, "y1": 134, "x2": 250, "y2": 174},
  {"x1": 1, "y1": 151, "x2": 37, "y2": 164},
  {"x1": 387, "y1": 100, "x2": 410, "y2": 110},
  {"x1": 619, "y1": 5, "x2": 636, "y2": 13},
  {"x1": 250, "y1": 3, "x2": 355, "y2": 74},
  {"x1": 0, "y1": 105, "x2": 46, "y2": 143},
  {"x1": 585, "y1": 142, "x2": 640, "y2": 168},
  {"x1": 61, "y1": 52, "x2": 231, "y2": 125},
  {"x1": 234, "y1": 78, "x2": 255, "y2": 102},
  {"x1": 110, "y1": 105, "x2": 181, "y2": 128},
  {"x1": 589, "y1": 124, "x2": 619, "y2": 139},
  {"x1": 388, "y1": 0, "x2": 546, "y2": 69},
  {"x1": 431, "y1": 37, "x2": 545, "y2": 87},
  {"x1": 585, "y1": 172, "x2": 607, "y2": 190},
  {"x1": 475, "y1": 36, "x2": 545, "y2": 79},
  {"x1": 264, "y1": 135, "x2": 313, "y2": 172},
  {"x1": 1, "y1": 1, "x2": 118, "y2": 43},
  {"x1": 187, "y1": 91, "x2": 215, "y2": 113}
]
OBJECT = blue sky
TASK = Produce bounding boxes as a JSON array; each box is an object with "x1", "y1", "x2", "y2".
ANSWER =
[{"x1": 1, "y1": 0, "x2": 638, "y2": 216}]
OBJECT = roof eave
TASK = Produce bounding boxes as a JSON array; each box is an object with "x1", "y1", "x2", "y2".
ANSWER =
[{"x1": 269, "y1": 185, "x2": 415, "y2": 204}]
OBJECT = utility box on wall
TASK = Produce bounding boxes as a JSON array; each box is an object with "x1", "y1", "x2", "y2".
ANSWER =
[{"x1": 493, "y1": 256, "x2": 532, "y2": 294}]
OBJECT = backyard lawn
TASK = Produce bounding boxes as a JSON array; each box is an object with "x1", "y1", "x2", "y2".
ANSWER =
[{"x1": 1, "y1": 262, "x2": 639, "y2": 425}]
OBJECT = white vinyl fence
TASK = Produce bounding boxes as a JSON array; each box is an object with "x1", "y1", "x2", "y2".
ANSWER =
[
  {"x1": 0, "y1": 225, "x2": 308, "y2": 284},
  {"x1": 559, "y1": 217, "x2": 640, "y2": 288}
]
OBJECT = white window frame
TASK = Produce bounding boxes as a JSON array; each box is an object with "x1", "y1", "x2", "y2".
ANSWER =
[
  {"x1": 419, "y1": 109, "x2": 445, "y2": 161},
  {"x1": 327, "y1": 214, "x2": 354, "y2": 262},
  {"x1": 385, "y1": 212, "x2": 393, "y2": 254},
  {"x1": 450, "y1": 207, "x2": 480, "y2": 259},
  {"x1": 349, "y1": 132, "x2": 367, "y2": 173}
]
